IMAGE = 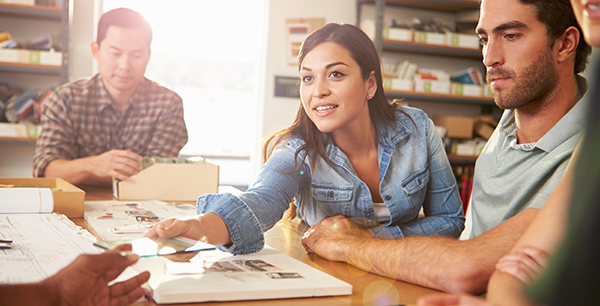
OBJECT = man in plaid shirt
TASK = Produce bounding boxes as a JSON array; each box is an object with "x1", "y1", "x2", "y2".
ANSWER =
[{"x1": 33, "y1": 8, "x2": 188, "y2": 186}]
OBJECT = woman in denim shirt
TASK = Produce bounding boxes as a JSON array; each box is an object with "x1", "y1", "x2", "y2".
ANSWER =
[{"x1": 147, "y1": 23, "x2": 464, "y2": 255}]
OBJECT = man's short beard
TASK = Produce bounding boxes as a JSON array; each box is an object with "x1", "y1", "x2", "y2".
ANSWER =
[{"x1": 489, "y1": 48, "x2": 558, "y2": 111}]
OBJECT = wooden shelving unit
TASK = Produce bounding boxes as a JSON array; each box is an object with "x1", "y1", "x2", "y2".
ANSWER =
[
  {"x1": 0, "y1": 2, "x2": 70, "y2": 83},
  {"x1": 386, "y1": 89, "x2": 495, "y2": 105},
  {"x1": 382, "y1": 39, "x2": 482, "y2": 59}
]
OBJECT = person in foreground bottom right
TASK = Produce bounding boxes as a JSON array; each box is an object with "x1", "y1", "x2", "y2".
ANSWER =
[{"x1": 418, "y1": 0, "x2": 600, "y2": 305}]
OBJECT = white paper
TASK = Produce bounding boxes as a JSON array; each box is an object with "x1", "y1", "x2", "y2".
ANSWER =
[
  {"x1": 0, "y1": 188, "x2": 54, "y2": 213},
  {"x1": 130, "y1": 246, "x2": 352, "y2": 304},
  {"x1": 0, "y1": 214, "x2": 100, "y2": 284}
]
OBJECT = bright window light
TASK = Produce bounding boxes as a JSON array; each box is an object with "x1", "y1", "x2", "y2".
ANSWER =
[{"x1": 102, "y1": 0, "x2": 265, "y2": 158}]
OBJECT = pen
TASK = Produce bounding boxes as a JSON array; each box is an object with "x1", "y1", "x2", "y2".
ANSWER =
[{"x1": 0, "y1": 239, "x2": 12, "y2": 243}]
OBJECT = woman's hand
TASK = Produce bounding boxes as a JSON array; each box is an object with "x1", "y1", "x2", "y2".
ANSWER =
[
  {"x1": 495, "y1": 246, "x2": 551, "y2": 284},
  {"x1": 144, "y1": 213, "x2": 232, "y2": 246}
]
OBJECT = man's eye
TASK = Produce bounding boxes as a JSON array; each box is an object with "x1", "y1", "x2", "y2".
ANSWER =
[
  {"x1": 479, "y1": 37, "x2": 488, "y2": 46},
  {"x1": 505, "y1": 33, "x2": 520, "y2": 40}
]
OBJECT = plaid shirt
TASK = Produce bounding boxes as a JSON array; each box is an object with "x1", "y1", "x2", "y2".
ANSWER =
[{"x1": 33, "y1": 74, "x2": 188, "y2": 177}]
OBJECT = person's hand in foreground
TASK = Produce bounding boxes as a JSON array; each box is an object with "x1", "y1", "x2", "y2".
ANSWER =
[
  {"x1": 417, "y1": 293, "x2": 493, "y2": 306},
  {"x1": 145, "y1": 213, "x2": 232, "y2": 246},
  {"x1": 300, "y1": 215, "x2": 373, "y2": 262},
  {"x1": 45, "y1": 243, "x2": 150, "y2": 306},
  {"x1": 87, "y1": 149, "x2": 143, "y2": 181},
  {"x1": 494, "y1": 246, "x2": 550, "y2": 284}
]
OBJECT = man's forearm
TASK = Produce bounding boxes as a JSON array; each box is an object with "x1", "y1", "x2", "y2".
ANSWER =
[
  {"x1": 44, "y1": 158, "x2": 102, "y2": 186},
  {"x1": 338, "y1": 208, "x2": 539, "y2": 294}
]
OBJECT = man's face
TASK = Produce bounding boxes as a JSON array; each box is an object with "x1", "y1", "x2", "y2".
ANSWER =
[
  {"x1": 91, "y1": 26, "x2": 151, "y2": 97},
  {"x1": 477, "y1": 0, "x2": 558, "y2": 110}
]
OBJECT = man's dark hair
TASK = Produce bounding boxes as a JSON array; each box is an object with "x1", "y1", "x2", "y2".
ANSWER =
[
  {"x1": 517, "y1": 0, "x2": 591, "y2": 74},
  {"x1": 96, "y1": 8, "x2": 152, "y2": 47}
]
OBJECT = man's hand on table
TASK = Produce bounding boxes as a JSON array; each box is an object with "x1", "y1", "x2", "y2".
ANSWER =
[{"x1": 301, "y1": 215, "x2": 373, "y2": 262}]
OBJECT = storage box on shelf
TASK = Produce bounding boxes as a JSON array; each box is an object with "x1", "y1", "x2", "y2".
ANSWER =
[{"x1": 358, "y1": 0, "x2": 497, "y2": 166}]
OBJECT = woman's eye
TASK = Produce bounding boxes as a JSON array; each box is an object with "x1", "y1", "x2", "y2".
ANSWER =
[
  {"x1": 330, "y1": 71, "x2": 344, "y2": 78},
  {"x1": 302, "y1": 75, "x2": 313, "y2": 83}
]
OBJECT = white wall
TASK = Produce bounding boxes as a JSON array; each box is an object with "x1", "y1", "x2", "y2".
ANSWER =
[
  {"x1": 69, "y1": 0, "x2": 97, "y2": 80},
  {"x1": 251, "y1": 0, "x2": 356, "y2": 179},
  {"x1": 259, "y1": 0, "x2": 357, "y2": 140}
]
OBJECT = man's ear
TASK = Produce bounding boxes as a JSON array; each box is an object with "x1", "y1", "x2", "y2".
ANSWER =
[
  {"x1": 91, "y1": 41, "x2": 100, "y2": 61},
  {"x1": 555, "y1": 26, "x2": 580, "y2": 64}
]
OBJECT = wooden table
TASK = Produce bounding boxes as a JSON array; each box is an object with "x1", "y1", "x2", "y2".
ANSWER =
[{"x1": 77, "y1": 186, "x2": 440, "y2": 306}]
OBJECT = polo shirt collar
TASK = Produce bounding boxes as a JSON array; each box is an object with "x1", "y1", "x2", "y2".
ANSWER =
[{"x1": 498, "y1": 75, "x2": 588, "y2": 152}]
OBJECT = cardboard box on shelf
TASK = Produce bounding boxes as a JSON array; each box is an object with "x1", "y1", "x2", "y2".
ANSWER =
[
  {"x1": 451, "y1": 83, "x2": 483, "y2": 97},
  {"x1": 384, "y1": 27, "x2": 413, "y2": 42},
  {"x1": 383, "y1": 77, "x2": 414, "y2": 91},
  {"x1": 483, "y1": 84, "x2": 494, "y2": 97},
  {"x1": 432, "y1": 115, "x2": 474, "y2": 139},
  {"x1": 0, "y1": 123, "x2": 39, "y2": 138},
  {"x1": 113, "y1": 162, "x2": 219, "y2": 202},
  {"x1": 414, "y1": 79, "x2": 451, "y2": 94},
  {"x1": 474, "y1": 122, "x2": 495, "y2": 140},
  {"x1": 414, "y1": 31, "x2": 446, "y2": 45},
  {"x1": 446, "y1": 32, "x2": 481, "y2": 49},
  {"x1": 0, "y1": 48, "x2": 62, "y2": 66},
  {"x1": 0, "y1": 178, "x2": 85, "y2": 218}
]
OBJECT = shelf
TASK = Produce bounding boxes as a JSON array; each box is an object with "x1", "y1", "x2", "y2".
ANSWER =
[
  {"x1": 383, "y1": 40, "x2": 482, "y2": 59},
  {"x1": 0, "y1": 61, "x2": 61, "y2": 75},
  {"x1": 447, "y1": 154, "x2": 478, "y2": 164},
  {"x1": 0, "y1": 136, "x2": 37, "y2": 144},
  {"x1": 0, "y1": 3, "x2": 62, "y2": 20},
  {"x1": 386, "y1": 89, "x2": 495, "y2": 105},
  {"x1": 359, "y1": 0, "x2": 479, "y2": 12}
]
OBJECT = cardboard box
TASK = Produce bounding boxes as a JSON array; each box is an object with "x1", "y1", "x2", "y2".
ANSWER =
[
  {"x1": 446, "y1": 32, "x2": 481, "y2": 49},
  {"x1": 474, "y1": 122, "x2": 495, "y2": 140},
  {"x1": 432, "y1": 115, "x2": 474, "y2": 139},
  {"x1": 0, "y1": 123, "x2": 39, "y2": 138},
  {"x1": 0, "y1": 178, "x2": 85, "y2": 218},
  {"x1": 414, "y1": 31, "x2": 446, "y2": 45},
  {"x1": 113, "y1": 162, "x2": 219, "y2": 202},
  {"x1": 0, "y1": 48, "x2": 62, "y2": 66},
  {"x1": 414, "y1": 79, "x2": 451, "y2": 94},
  {"x1": 451, "y1": 83, "x2": 483, "y2": 97},
  {"x1": 384, "y1": 27, "x2": 413, "y2": 42},
  {"x1": 383, "y1": 77, "x2": 414, "y2": 91}
]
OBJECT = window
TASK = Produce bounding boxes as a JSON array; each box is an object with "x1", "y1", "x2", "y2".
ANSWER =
[{"x1": 101, "y1": 0, "x2": 265, "y2": 189}]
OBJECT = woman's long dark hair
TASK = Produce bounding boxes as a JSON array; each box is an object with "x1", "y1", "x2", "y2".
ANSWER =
[{"x1": 263, "y1": 23, "x2": 402, "y2": 169}]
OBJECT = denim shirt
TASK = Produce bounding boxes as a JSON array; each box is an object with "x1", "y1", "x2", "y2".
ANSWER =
[{"x1": 198, "y1": 106, "x2": 465, "y2": 255}]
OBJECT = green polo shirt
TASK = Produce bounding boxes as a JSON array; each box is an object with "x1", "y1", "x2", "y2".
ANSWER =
[{"x1": 469, "y1": 76, "x2": 588, "y2": 238}]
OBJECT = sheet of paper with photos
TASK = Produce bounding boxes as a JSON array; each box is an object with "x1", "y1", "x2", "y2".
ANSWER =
[
  {"x1": 84, "y1": 200, "x2": 198, "y2": 241},
  {"x1": 130, "y1": 246, "x2": 352, "y2": 304}
]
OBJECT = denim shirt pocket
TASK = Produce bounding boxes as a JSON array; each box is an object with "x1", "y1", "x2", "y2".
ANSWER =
[
  {"x1": 311, "y1": 184, "x2": 353, "y2": 216},
  {"x1": 401, "y1": 168, "x2": 430, "y2": 210}
]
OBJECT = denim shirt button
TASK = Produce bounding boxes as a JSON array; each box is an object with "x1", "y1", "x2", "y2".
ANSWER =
[
  {"x1": 329, "y1": 191, "x2": 334, "y2": 198},
  {"x1": 385, "y1": 195, "x2": 392, "y2": 201},
  {"x1": 418, "y1": 179, "x2": 422, "y2": 185}
]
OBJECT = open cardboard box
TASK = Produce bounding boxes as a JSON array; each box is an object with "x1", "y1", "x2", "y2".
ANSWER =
[
  {"x1": 113, "y1": 162, "x2": 219, "y2": 202},
  {"x1": 0, "y1": 178, "x2": 85, "y2": 218}
]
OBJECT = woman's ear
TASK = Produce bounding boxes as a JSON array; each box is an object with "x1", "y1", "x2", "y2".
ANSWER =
[{"x1": 366, "y1": 71, "x2": 377, "y2": 98}]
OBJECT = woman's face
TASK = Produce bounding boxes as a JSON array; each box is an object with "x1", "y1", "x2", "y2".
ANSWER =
[
  {"x1": 571, "y1": 0, "x2": 600, "y2": 47},
  {"x1": 299, "y1": 42, "x2": 376, "y2": 136}
]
